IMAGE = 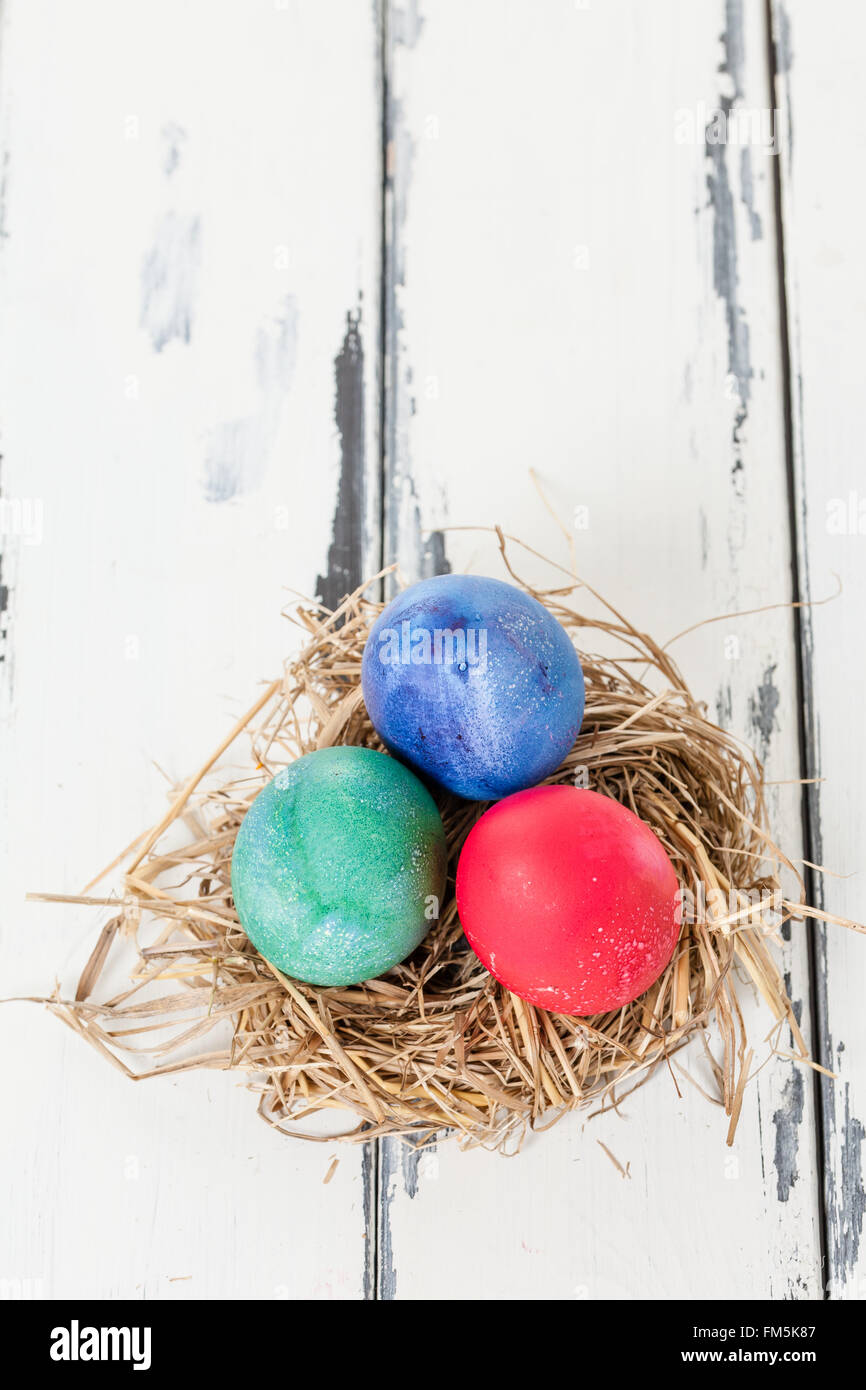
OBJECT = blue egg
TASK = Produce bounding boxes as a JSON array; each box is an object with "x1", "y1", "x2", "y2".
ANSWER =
[{"x1": 361, "y1": 574, "x2": 585, "y2": 800}]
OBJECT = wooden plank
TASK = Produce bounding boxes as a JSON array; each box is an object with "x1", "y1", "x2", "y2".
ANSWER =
[
  {"x1": 377, "y1": 0, "x2": 822, "y2": 1298},
  {"x1": 0, "y1": 0, "x2": 380, "y2": 1299},
  {"x1": 771, "y1": 0, "x2": 866, "y2": 1301}
]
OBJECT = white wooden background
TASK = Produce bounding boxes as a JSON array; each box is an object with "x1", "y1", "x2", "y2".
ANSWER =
[{"x1": 0, "y1": 0, "x2": 863, "y2": 1301}]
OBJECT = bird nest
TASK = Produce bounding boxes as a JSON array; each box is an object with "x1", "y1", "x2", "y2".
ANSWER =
[{"x1": 41, "y1": 536, "x2": 840, "y2": 1152}]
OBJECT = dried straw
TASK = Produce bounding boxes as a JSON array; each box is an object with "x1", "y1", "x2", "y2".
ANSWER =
[{"x1": 34, "y1": 532, "x2": 857, "y2": 1152}]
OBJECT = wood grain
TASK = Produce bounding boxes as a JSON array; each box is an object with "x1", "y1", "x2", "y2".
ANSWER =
[
  {"x1": 0, "y1": 0, "x2": 380, "y2": 1299},
  {"x1": 377, "y1": 0, "x2": 822, "y2": 1299},
  {"x1": 771, "y1": 0, "x2": 866, "y2": 1300}
]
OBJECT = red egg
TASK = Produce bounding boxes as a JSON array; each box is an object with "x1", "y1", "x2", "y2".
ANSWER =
[{"x1": 456, "y1": 785, "x2": 682, "y2": 1016}]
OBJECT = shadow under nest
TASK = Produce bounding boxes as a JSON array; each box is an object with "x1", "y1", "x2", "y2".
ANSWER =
[{"x1": 45, "y1": 537, "x2": 827, "y2": 1154}]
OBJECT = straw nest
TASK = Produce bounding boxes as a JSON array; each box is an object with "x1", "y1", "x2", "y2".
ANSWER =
[{"x1": 39, "y1": 533, "x2": 852, "y2": 1152}]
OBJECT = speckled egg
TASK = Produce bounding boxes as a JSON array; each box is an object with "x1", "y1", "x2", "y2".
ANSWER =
[
  {"x1": 361, "y1": 574, "x2": 585, "y2": 800},
  {"x1": 231, "y1": 746, "x2": 447, "y2": 987},
  {"x1": 456, "y1": 785, "x2": 682, "y2": 1015}
]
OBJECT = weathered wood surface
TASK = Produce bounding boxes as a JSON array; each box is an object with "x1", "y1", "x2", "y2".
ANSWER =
[
  {"x1": 771, "y1": 0, "x2": 866, "y2": 1301},
  {"x1": 375, "y1": 0, "x2": 822, "y2": 1301},
  {"x1": 0, "y1": 0, "x2": 380, "y2": 1300},
  {"x1": 0, "y1": 0, "x2": 862, "y2": 1300}
]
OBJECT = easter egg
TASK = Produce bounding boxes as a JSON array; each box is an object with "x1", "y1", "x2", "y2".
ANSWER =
[
  {"x1": 456, "y1": 785, "x2": 681, "y2": 1015},
  {"x1": 231, "y1": 746, "x2": 447, "y2": 987},
  {"x1": 361, "y1": 574, "x2": 585, "y2": 800}
]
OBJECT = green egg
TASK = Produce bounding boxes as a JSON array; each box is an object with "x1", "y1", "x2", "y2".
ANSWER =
[{"x1": 230, "y1": 745, "x2": 447, "y2": 987}]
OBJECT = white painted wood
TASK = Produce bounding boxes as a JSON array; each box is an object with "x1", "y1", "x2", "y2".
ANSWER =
[
  {"x1": 380, "y1": 0, "x2": 822, "y2": 1298},
  {"x1": 772, "y1": 0, "x2": 866, "y2": 1301},
  {"x1": 0, "y1": 0, "x2": 380, "y2": 1298},
  {"x1": 4, "y1": 0, "x2": 855, "y2": 1304}
]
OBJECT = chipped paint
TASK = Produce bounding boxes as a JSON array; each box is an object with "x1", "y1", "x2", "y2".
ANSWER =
[
  {"x1": 140, "y1": 210, "x2": 201, "y2": 352},
  {"x1": 375, "y1": 1136, "x2": 437, "y2": 1300},
  {"x1": 422, "y1": 528, "x2": 450, "y2": 578},
  {"x1": 739, "y1": 147, "x2": 763, "y2": 241},
  {"x1": 783, "y1": 969, "x2": 803, "y2": 1025},
  {"x1": 316, "y1": 306, "x2": 366, "y2": 610},
  {"x1": 203, "y1": 295, "x2": 298, "y2": 503},
  {"x1": 705, "y1": 0, "x2": 752, "y2": 441},
  {"x1": 721, "y1": 0, "x2": 746, "y2": 82},
  {"x1": 774, "y1": 2, "x2": 793, "y2": 75},
  {"x1": 715, "y1": 683, "x2": 732, "y2": 728},
  {"x1": 377, "y1": 1137, "x2": 400, "y2": 1300},
  {"x1": 399, "y1": 1142, "x2": 422, "y2": 1200},
  {"x1": 804, "y1": 1026, "x2": 866, "y2": 1297},
  {"x1": 382, "y1": 2, "x2": 450, "y2": 586},
  {"x1": 706, "y1": 122, "x2": 751, "y2": 436},
  {"x1": 833, "y1": 1083, "x2": 865, "y2": 1280},
  {"x1": 771, "y1": 3, "x2": 794, "y2": 164},
  {"x1": 772, "y1": 1066, "x2": 805, "y2": 1202},
  {"x1": 383, "y1": 66, "x2": 414, "y2": 579},
  {"x1": 749, "y1": 661, "x2": 780, "y2": 759},
  {"x1": 361, "y1": 1142, "x2": 377, "y2": 1300}
]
